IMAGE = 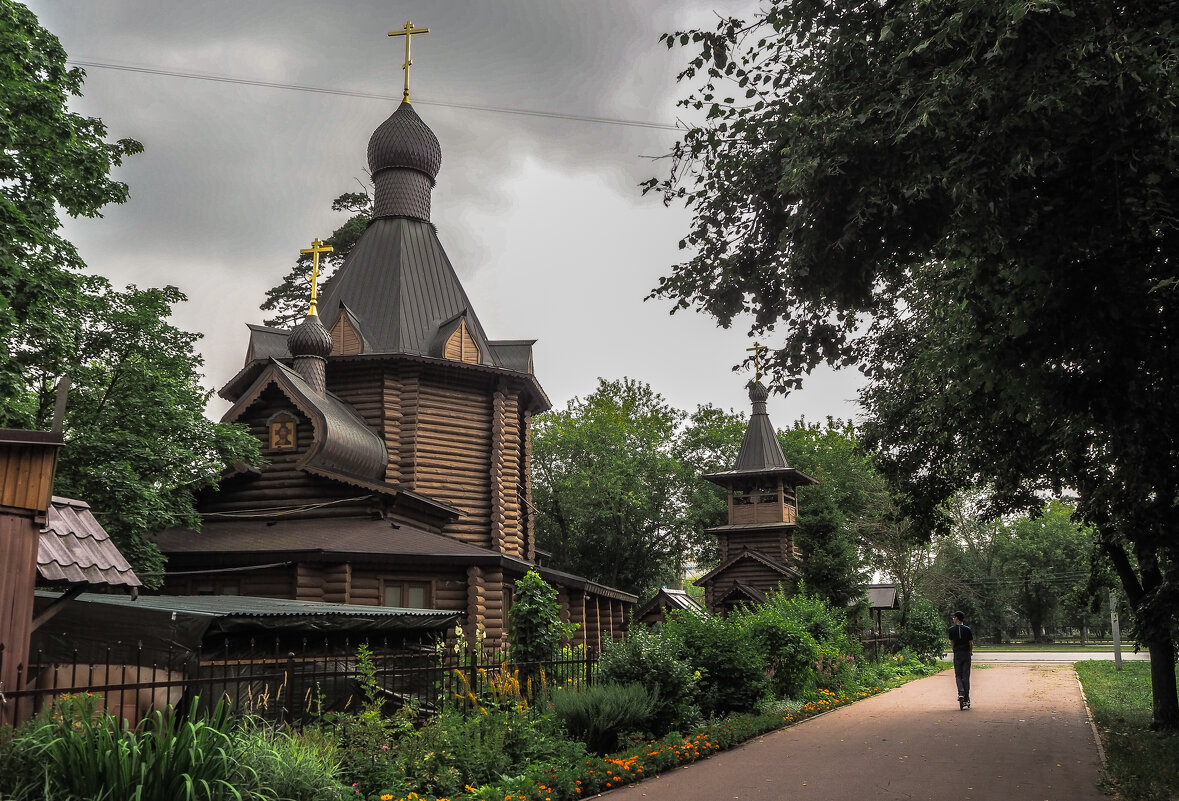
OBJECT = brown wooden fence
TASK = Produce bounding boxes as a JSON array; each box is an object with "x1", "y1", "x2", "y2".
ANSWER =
[{"x1": 0, "y1": 637, "x2": 597, "y2": 729}]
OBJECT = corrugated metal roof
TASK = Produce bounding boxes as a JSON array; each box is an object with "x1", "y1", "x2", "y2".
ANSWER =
[
  {"x1": 50, "y1": 591, "x2": 459, "y2": 621},
  {"x1": 38, "y1": 497, "x2": 142, "y2": 587}
]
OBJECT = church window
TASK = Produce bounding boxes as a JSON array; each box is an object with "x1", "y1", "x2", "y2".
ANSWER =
[{"x1": 267, "y1": 412, "x2": 298, "y2": 451}]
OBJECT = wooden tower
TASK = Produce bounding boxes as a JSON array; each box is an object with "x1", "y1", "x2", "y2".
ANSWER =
[{"x1": 695, "y1": 381, "x2": 818, "y2": 615}]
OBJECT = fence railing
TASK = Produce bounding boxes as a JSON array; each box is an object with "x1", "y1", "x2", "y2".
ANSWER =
[{"x1": 0, "y1": 637, "x2": 597, "y2": 729}]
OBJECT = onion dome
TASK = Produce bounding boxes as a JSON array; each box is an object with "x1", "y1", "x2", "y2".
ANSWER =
[
  {"x1": 748, "y1": 380, "x2": 770, "y2": 414},
  {"x1": 288, "y1": 313, "x2": 333, "y2": 359},
  {"x1": 288, "y1": 312, "x2": 333, "y2": 395},
  {"x1": 367, "y1": 102, "x2": 442, "y2": 222}
]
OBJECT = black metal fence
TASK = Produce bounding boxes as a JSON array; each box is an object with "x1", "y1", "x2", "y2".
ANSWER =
[{"x1": 0, "y1": 637, "x2": 597, "y2": 729}]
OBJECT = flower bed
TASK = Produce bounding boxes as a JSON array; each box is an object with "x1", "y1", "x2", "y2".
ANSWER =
[{"x1": 387, "y1": 685, "x2": 885, "y2": 801}]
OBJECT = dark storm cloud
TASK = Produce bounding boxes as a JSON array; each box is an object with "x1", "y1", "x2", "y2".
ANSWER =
[{"x1": 23, "y1": 0, "x2": 862, "y2": 423}]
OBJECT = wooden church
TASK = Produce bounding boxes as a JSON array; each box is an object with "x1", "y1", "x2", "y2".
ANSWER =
[
  {"x1": 154, "y1": 44, "x2": 634, "y2": 649},
  {"x1": 694, "y1": 380, "x2": 818, "y2": 615}
]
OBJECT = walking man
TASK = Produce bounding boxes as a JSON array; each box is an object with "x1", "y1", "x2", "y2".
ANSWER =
[{"x1": 948, "y1": 611, "x2": 973, "y2": 709}]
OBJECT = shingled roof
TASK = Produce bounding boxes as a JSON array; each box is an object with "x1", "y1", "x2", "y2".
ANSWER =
[{"x1": 38, "y1": 497, "x2": 141, "y2": 588}]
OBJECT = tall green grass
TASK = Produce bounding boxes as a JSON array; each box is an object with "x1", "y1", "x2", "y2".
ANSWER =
[{"x1": 1075, "y1": 661, "x2": 1179, "y2": 801}]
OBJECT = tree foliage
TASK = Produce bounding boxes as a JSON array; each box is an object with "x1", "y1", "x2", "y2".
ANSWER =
[
  {"x1": 0, "y1": 0, "x2": 142, "y2": 415},
  {"x1": 531, "y1": 379, "x2": 698, "y2": 597},
  {"x1": 778, "y1": 420, "x2": 873, "y2": 608},
  {"x1": 652, "y1": 0, "x2": 1179, "y2": 728},
  {"x1": 261, "y1": 191, "x2": 371, "y2": 327},
  {"x1": 18, "y1": 279, "x2": 260, "y2": 583}
]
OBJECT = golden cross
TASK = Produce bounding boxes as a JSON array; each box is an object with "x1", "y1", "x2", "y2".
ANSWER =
[
  {"x1": 746, "y1": 341, "x2": 768, "y2": 381},
  {"x1": 388, "y1": 20, "x2": 429, "y2": 103},
  {"x1": 300, "y1": 237, "x2": 334, "y2": 316}
]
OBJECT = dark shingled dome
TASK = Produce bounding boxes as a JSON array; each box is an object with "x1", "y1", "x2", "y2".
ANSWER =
[
  {"x1": 367, "y1": 102, "x2": 442, "y2": 180},
  {"x1": 288, "y1": 313, "x2": 333, "y2": 359}
]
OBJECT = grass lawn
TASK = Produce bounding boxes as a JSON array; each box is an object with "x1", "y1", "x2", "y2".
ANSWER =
[{"x1": 1075, "y1": 661, "x2": 1179, "y2": 801}]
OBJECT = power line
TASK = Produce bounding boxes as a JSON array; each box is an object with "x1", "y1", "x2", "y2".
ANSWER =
[{"x1": 68, "y1": 59, "x2": 684, "y2": 132}]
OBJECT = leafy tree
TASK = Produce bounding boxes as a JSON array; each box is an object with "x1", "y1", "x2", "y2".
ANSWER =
[
  {"x1": 20, "y1": 278, "x2": 260, "y2": 583},
  {"x1": 531, "y1": 378, "x2": 696, "y2": 596},
  {"x1": 1002, "y1": 501, "x2": 1096, "y2": 641},
  {"x1": 651, "y1": 1, "x2": 1179, "y2": 728},
  {"x1": 778, "y1": 420, "x2": 872, "y2": 608},
  {"x1": 0, "y1": 0, "x2": 142, "y2": 420},
  {"x1": 261, "y1": 191, "x2": 371, "y2": 327},
  {"x1": 674, "y1": 402, "x2": 749, "y2": 569}
]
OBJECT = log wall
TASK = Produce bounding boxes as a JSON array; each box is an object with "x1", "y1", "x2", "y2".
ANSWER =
[{"x1": 719, "y1": 530, "x2": 796, "y2": 565}]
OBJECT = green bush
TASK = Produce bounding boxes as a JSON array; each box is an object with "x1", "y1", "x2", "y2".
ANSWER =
[
  {"x1": 897, "y1": 597, "x2": 949, "y2": 663},
  {"x1": 507, "y1": 571, "x2": 579, "y2": 690},
  {"x1": 391, "y1": 706, "x2": 586, "y2": 798},
  {"x1": 596, "y1": 626, "x2": 699, "y2": 734},
  {"x1": 661, "y1": 609, "x2": 768, "y2": 717},
  {"x1": 549, "y1": 683, "x2": 658, "y2": 754},
  {"x1": 735, "y1": 606, "x2": 819, "y2": 699}
]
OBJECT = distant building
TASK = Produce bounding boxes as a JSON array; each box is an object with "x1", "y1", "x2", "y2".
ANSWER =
[
  {"x1": 154, "y1": 93, "x2": 633, "y2": 649},
  {"x1": 634, "y1": 587, "x2": 704, "y2": 626},
  {"x1": 694, "y1": 382, "x2": 818, "y2": 615}
]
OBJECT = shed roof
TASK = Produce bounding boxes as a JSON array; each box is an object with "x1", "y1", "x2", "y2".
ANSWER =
[
  {"x1": 867, "y1": 584, "x2": 900, "y2": 610},
  {"x1": 38, "y1": 497, "x2": 141, "y2": 588}
]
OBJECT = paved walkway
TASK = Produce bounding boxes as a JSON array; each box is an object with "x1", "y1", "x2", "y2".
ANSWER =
[{"x1": 603, "y1": 664, "x2": 1107, "y2": 801}]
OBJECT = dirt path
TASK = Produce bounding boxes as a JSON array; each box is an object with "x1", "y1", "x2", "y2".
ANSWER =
[{"x1": 601, "y1": 664, "x2": 1107, "y2": 801}]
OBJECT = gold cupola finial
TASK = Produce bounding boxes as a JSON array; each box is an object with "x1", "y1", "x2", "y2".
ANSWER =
[
  {"x1": 388, "y1": 20, "x2": 430, "y2": 103},
  {"x1": 300, "y1": 237, "x2": 334, "y2": 316},
  {"x1": 746, "y1": 341, "x2": 768, "y2": 382}
]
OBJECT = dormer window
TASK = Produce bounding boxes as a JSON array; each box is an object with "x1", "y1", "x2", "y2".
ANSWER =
[
  {"x1": 444, "y1": 317, "x2": 481, "y2": 364},
  {"x1": 268, "y1": 412, "x2": 298, "y2": 451}
]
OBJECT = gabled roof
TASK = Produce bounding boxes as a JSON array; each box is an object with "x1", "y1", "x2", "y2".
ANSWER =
[
  {"x1": 38, "y1": 497, "x2": 142, "y2": 587},
  {"x1": 224, "y1": 359, "x2": 388, "y2": 485},
  {"x1": 695, "y1": 547, "x2": 801, "y2": 586},
  {"x1": 634, "y1": 587, "x2": 704, "y2": 622},
  {"x1": 718, "y1": 581, "x2": 768, "y2": 606}
]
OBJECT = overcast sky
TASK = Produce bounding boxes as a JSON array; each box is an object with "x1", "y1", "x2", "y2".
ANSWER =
[{"x1": 28, "y1": 0, "x2": 864, "y2": 426}]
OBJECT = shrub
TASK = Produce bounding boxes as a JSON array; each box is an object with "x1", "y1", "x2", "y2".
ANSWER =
[
  {"x1": 549, "y1": 683, "x2": 658, "y2": 754},
  {"x1": 507, "y1": 571, "x2": 579, "y2": 688},
  {"x1": 897, "y1": 597, "x2": 949, "y2": 663},
  {"x1": 661, "y1": 609, "x2": 768, "y2": 717},
  {"x1": 0, "y1": 694, "x2": 248, "y2": 801},
  {"x1": 735, "y1": 606, "x2": 819, "y2": 699},
  {"x1": 596, "y1": 626, "x2": 698, "y2": 734}
]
